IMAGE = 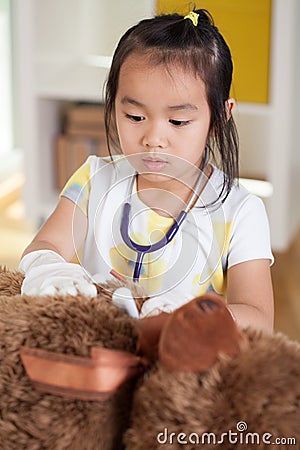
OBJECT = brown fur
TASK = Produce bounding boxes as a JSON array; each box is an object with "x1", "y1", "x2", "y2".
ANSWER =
[
  {"x1": 126, "y1": 329, "x2": 300, "y2": 449},
  {"x1": 0, "y1": 267, "x2": 138, "y2": 450},
  {"x1": 1, "y1": 267, "x2": 300, "y2": 450},
  {"x1": 0, "y1": 265, "x2": 24, "y2": 296}
]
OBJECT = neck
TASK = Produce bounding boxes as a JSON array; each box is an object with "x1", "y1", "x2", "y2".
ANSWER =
[{"x1": 136, "y1": 163, "x2": 212, "y2": 218}]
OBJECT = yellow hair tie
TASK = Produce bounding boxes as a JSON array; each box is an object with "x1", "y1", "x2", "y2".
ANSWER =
[{"x1": 184, "y1": 11, "x2": 199, "y2": 27}]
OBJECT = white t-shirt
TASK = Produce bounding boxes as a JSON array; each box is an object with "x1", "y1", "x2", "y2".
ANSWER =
[{"x1": 61, "y1": 155, "x2": 274, "y2": 313}]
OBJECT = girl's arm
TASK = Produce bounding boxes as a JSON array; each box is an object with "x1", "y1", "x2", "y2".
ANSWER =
[
  {"x1": 22, "y1": 196, "x2": 88, "y2": 262},
  {"x1": 19, "y1": 197, "x2": 96, "y2": 297},
  {"x1": 226, "y1": 259, "x2": 274, "y2": 332}
]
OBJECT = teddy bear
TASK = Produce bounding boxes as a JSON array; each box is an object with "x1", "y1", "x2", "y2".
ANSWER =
[{"x1": 0, "y1": 265, "x2": 300, "y2": 450}]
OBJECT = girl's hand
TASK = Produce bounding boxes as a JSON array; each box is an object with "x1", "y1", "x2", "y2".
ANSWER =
[
  {"x1": 19, "y1": 250, "x2": 97, "y2": 297},
  {"x1": 140, "y1": 291, "x2": 188, "y2": 318}
]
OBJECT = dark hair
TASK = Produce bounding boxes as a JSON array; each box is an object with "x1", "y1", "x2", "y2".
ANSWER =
[{"x1": 104, "y1": 9, "x2": 239, "y2": 201}]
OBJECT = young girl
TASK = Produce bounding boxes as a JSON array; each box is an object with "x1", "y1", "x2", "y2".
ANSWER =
[{"x1": 19, "y1": 9, "x2": 274, "y2": 331}]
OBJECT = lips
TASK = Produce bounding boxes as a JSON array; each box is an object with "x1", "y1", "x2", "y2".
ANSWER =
[{"x1": 142, "y1": 157, "x2": 168, "y2": 172}]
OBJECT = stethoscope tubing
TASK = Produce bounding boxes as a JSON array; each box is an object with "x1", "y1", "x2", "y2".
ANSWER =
[{"x1": 120, "y1": 148, "x2": 209, "y2": 282}]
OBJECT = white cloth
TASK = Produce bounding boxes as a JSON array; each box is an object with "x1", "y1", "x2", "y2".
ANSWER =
[
  {"x1": 139, "y1": 291, "x2": 181, "y2": 317},
  {"x1": 19, "y1": 250, "x2": 97, "y2": 297},
  {"x1": 61, "y1": 156, "x2": 274, "y2": 306}
]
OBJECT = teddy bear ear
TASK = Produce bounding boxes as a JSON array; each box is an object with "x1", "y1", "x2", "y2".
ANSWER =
[
  {"x1": 158, "y1": 293, "x2": 246, "y2": 373},
  {"x1": 136, "y1": 312, "x2": 170, "y2": 362}
]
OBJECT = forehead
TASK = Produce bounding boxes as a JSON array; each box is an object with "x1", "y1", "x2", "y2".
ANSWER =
[{"x1": 117, "y1": 53, "x2": 207, "y2": 103}]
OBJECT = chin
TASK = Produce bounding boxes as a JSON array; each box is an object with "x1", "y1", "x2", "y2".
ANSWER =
[{"x1": 138, "y1": 171, "x2": 172, "y2": 184}]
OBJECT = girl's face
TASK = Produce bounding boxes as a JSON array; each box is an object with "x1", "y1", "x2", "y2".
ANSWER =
[{"x1": 115, "y1": 53, "x2": 211, "y2": 185}]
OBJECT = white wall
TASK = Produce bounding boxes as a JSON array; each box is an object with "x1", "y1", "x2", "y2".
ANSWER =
[
  {"x1": 235, "y1": 0, "x2": 300, "y2": 252},
  {"x1": 235, "y1": 104, "x2": 271, "y2": 181},
  {"x1": 289, "y1": 0, "x2": 300, "y2": 242},
  {"x1": 34, "y1": 0, "x2": 155, "y2": 58},
  {"x1": 267, "y1": 0, "x2": 299, "y2": 251},
  {"x1": 0, "y1": 1, "x2": 12, "y2": 157},
  {"x1": 12, "y1": 0, "x2": 156, "y2": 220},
  {"x1": 12, "y1": 0, "x2": 300, "y2": 251}
]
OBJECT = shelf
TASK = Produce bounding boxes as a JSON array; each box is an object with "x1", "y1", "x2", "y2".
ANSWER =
[
  {"x1": 234, "y1": 102, "x2": 271, "y2": 115},
  {"x1": 239, "y1": 177, "x2": 273, "y2": 198},
  {"x1": 35, "y1": 58, "x2": 109, "y2": 102}
]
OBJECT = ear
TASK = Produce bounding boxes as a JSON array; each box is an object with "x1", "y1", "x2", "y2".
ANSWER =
[
  {"x1": 226, "y1": 98, "x2": 235, "y2": 120},
  {"x1": 208, "y1": 98, "x2": 236, "y2": 137}
]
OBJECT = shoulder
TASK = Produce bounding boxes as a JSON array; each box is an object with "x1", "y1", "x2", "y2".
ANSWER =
[
  {"x1": 208, "y1": 165, "x2": 266, "y2": 218},
  {"x1": 88, "y1": 155, "x2": 135, "y2": 183},
  {"x1": 206, "y1": 165, "x2": 273, "y2": 261}
]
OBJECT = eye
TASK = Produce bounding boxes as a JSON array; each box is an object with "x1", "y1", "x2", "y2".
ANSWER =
[
  {"x1": 169, "y1": 119, "x2": 191, "y2": 127},
  {"x1": 125, "y1": 114, "x2": 145, "y2": 122}
]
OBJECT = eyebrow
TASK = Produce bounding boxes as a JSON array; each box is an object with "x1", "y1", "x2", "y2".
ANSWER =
[
  {"x1": 120, "y1": 96, "x2": 145, "y2": 108},
  {"x1": 168, "y1": 103, "x2": 198, "y2": 111},
  {"x1": 120, "y1": 96, "x2": 198, "y2": 111}
]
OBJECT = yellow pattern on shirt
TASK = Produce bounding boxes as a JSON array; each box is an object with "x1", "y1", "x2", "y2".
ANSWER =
[{"x1": 110, "y1": 209, "x2": 176, "y2": 292}]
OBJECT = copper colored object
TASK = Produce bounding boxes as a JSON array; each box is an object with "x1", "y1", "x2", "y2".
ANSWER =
[
  {"x1": 20, "y1": 346, "x2": 147, "y2": 401},
  {"x1": 158, "y1": 293, "x2": 245, "y2": 373}
]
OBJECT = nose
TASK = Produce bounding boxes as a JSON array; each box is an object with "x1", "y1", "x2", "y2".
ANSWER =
[{"x1": 142, "y1": 120, "x2": 167, "y2": 150}]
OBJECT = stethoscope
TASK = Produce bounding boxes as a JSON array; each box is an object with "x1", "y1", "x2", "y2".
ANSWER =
[{"x1": 120, "y1": 148, "x2": 209, "y2": 282}]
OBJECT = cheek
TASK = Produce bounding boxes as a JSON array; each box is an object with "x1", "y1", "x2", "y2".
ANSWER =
[
  {"x1": 115, "y1": 116, "x2": 127, "y2": 142},
  {"x1": 116, "y1": 123, "x2": 139, "y2": 155},
  {"x1": 186, "y1": 123, "x2": 210, "y2": 145},
  {"x1": 114, "y1": 107, "x2": 126, "y2": 137}
]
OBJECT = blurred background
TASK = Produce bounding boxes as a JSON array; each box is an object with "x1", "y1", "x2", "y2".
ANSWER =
[{"x1": 0, "y1": 0, "x2": 299, "y2": 340}]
